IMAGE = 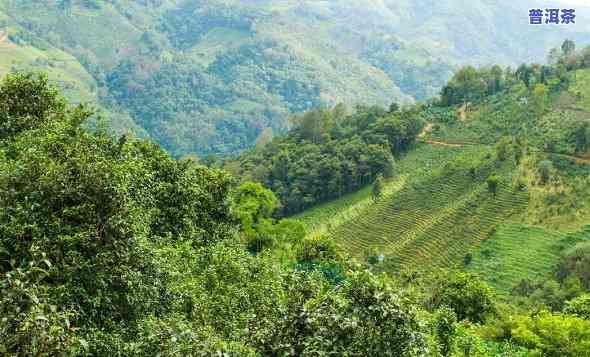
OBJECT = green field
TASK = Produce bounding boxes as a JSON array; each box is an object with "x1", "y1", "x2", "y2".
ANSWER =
[
  {"x1": 293, "y1": 143, "x2": 469, "y2": 234},
  {"x1": 469, "y1": 224, "x2": 590, "y2": 293},
  {"x1": 295, "y1": 143, "x2": 533, "y2": 271}
]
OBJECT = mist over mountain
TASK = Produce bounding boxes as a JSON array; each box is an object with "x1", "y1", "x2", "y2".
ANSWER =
[{"x1": 0, "y1": 0, "x2": 587, "y2": 156}]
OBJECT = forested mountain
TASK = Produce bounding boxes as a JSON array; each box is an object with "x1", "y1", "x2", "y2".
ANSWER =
[{"x1": 0, "y1": 0, "x2": 588, "y2": 156}]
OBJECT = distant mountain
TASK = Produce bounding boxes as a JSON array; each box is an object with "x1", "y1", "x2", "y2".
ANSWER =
[{"x1": 0, "y1": 0, "x2": 588, "y2": 156}]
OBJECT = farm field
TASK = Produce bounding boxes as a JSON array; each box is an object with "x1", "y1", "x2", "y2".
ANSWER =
[
  {"x1": 293, "y1": 143, "x2": 471, "y2": 235},
  {"x1": 295, "y1": 141, "x2": 536, "y2": 272},
  {"x1": 468, "y1": 224, "x2": 590, "y2": 293},
  {"x1": 330, "y1": 160, "x2": 528, "y2": 270}
]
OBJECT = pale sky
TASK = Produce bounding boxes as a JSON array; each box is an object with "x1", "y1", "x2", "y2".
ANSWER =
[{"x1": 558, "y1": 0, "x2": 590, "y2": 7}]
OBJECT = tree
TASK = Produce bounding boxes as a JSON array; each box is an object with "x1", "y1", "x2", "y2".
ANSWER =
[
  {"x1": 538, "y1": 160, "x2": 553, "y2": 185},
  {"x1": 495, "y1": 137, "x2": 512, "y2": 161},
  {"x1": 575, "y1": 122, "x2": 590, "y2": 154},
  {"x1": 372, "y1": 174, "x2": 384, "y2": 202},
  {"x1": 564, "y1": 295, "x2": 590, "y2": 320},
  {"x1": 511, "y1": 312, "x2": 590, "y2": 356},
  {"x1": 233, "y1": 182, "x2": 279, "y2": 235},
  {"x1": 562, "y1": 39, "x2": 576, "y2": 56},
  {"x1": 531, "y1": 83, "x2": 548, "y2": 116},
  {"x1": 487, "y1": 175, "x2": 500, "y2": 196},
  {"x1": 433, "y1": 306, "x2": 457, "y2": 357},
  {"x1": 557, "y1": 242, "x2": 590, "y2": 289},
  {"x1": 303, "y1": 271, "x2": 427, "y2": 356},
  {"x1": 0, "y1": 72, "x2": 66, "y2": 140},
  {"x1": 427, "y1": 271, "x2": 495, "y2": 323},
  {"x1": 516, "y1": 64, "x2": 534, "y2": 88}
]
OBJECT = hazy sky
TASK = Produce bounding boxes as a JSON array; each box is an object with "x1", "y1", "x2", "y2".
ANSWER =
[{"x1": 558, "y1": 0, "x2": 590, "y2": 7}]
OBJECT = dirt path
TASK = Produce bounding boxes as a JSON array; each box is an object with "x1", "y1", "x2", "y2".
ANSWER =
[
  {"x1": 418, "y1": 139, "x2": 465, "y2": 148},
  {"x1": 418, "y1": 123, "x2": 434, "y2": 139}
]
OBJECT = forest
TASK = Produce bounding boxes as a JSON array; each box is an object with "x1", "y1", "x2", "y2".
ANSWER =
[{"x1": 3, "y1": 39, "x2": 590, "y2": 356}]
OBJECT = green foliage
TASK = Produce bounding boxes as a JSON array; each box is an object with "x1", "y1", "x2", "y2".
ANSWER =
[
  {"x1": 2, "y1": 1, "x2": 589, "y2": 157},
  {"x1": 486, "y1": 175, "x2": 500, "y2": 195},
  {"x1": 233, "y1": 105, "x2": 423, "y2": 215},
  {"x1": 433, "y1": 306, "x2": 457, "y2": 357},
  {"x1": 0, "y1": 72, "x2": 66, "y2": 140},
  {"x1": 538, "y1": 159, "x2": 553, "y2": 185},
  {"x1": 557, "y1": 241, "x2": 590, "y2": 289},
  {"x1": 0, "y1": 247, "x2": 82, "y2": 356},
  {"x1": 372, "y1": 174, "x2": 384, "y2": 202},
  {"x1": 511, "y1": 312, "x2": 590, "y2": 357},
  {"x1": 468, "y1": 224, "x2": 585, "y2": 293},
  {"x1": 297, "y1": 234, "x2": 341, "y2": 266},
  {"x1": 302, "y1": 270, "x2": 427, "y2": 356},
  {"x1": 427, "y1": 271, "x2": 495, "y2": 323},
  {"x1": 564, "y1": 294, "x2": 590, "y2": 320},
  {"x1": 233, "y1": 182, "x2": 278, "y2": 234}
]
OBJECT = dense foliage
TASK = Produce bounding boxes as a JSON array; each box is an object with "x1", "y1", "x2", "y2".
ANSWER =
[
  {"x1": 227, "y1": 104, "x2": 423, "y2": 215},
  {"x1": 3, "y1": 38, "x2": 590, "y2": 355},
  {"x1": 0, "y1": 72, "x2": 447, "y2": 356}
]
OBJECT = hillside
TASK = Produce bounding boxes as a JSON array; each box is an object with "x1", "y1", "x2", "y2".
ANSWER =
[
  {"x1": 0, "y1": 0, "x2": 588, "y2": 156},
  {"x1": 287, "y1": 50, "x2": 590, "y2": 295}
]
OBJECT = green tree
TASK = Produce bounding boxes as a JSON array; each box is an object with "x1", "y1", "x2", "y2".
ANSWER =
[
  {"x1": 557, "y1": 242, "x2": 590, "y2": 289},
  {"x1": 0, "y1": 73, "x2": 65, "y2": 140},
  {"x1": 433, "y1": 306, "x2": 457, "y2": 357},
  {"x1": 495, "y1": 137, "x2": 512, "y2": 161},
  {"x1": 427, "y1": 271, "x2": 495, "y2": 323},
  {"x1": 303, "y1": 270, "x2": 427, "y2": 356},
  {"x1": 531, "y1": 83, "x2": 548, "y2": 116},
  {"x1": 538, "y1": 160, "x2": 553, "y2": 185},
  {"x1": 233, "y1": 182, "x2": 279, "y2": 235},
  {"x1": 487, "y1": 175, "x2": 500, "y2": 196},
  {"x1": 575, "y1": 122, "x2": 590, "y2": 154},
  {"x1": 372, "y1": 174, "x2": 384, "y2": 202},
  {"x1": 511, "y1": 312, "x2": 590, "y2": 357},
  {"x1": 564, "y1": 294, "x2": 590, "y2": 320}
]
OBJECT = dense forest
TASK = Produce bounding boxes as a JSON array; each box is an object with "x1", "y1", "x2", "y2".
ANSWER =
[
  {"x1": 225, "y1": 104, "x2": 423, "y2": 214},
  {"x1": 3, "y1": 38, "x2": 590, "y2": 355}
]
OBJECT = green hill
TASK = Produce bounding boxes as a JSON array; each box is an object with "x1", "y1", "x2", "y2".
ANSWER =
[
  {"x1": 289, "y1": 49, "x2": 590, "y2": 293},
  {"x1": 1, "y1": 0, "x2": 588, "y2": 156}
]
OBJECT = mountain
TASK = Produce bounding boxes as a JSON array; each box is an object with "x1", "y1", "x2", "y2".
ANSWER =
[{"x1": 0, "y1": 0, "x2": 588, "y2": 156}]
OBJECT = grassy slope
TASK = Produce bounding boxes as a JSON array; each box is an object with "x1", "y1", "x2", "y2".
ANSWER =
[
  {"x1": 468, "y1": 224, "x2": 590, "y2": 293},
  {"x1": 295, "y1": 144, "x2": 527, "y2": 271},
  {"x1": 297, "y1": 73, "x2": 590, "y2": 290}
]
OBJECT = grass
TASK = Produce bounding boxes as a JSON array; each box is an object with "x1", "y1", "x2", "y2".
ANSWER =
[
  {"x1": 468, "y1": 224, "x2": 590, "y2": 293},
  {"x1": 0, "y1": 36, "x2": 97, "y2": 104}
]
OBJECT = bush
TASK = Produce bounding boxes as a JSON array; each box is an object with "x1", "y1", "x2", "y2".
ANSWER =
[
  {"x1": 564, "y1": 294, "x2": 590, "y2": 320},
  {"x1": 487, "y1": 175, "x2": 500, "y2": 195},
  {"x1": 427, "y1": 271, "x2": 495, "y2": 323},
  {"x1": 511, "y1": 312, "x2": 590, "y2": 356}
]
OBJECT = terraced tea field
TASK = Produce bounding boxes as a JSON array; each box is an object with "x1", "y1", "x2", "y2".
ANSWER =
[
  {"x1": 294, "y1": 143, "x2": 476, "y2": 235},
  {"x1": 469, "y1": 224, "x2": 590, "y2": 292},
  {"x1": 330, "y1": 164, "x2": 528, "y2": 270}
]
